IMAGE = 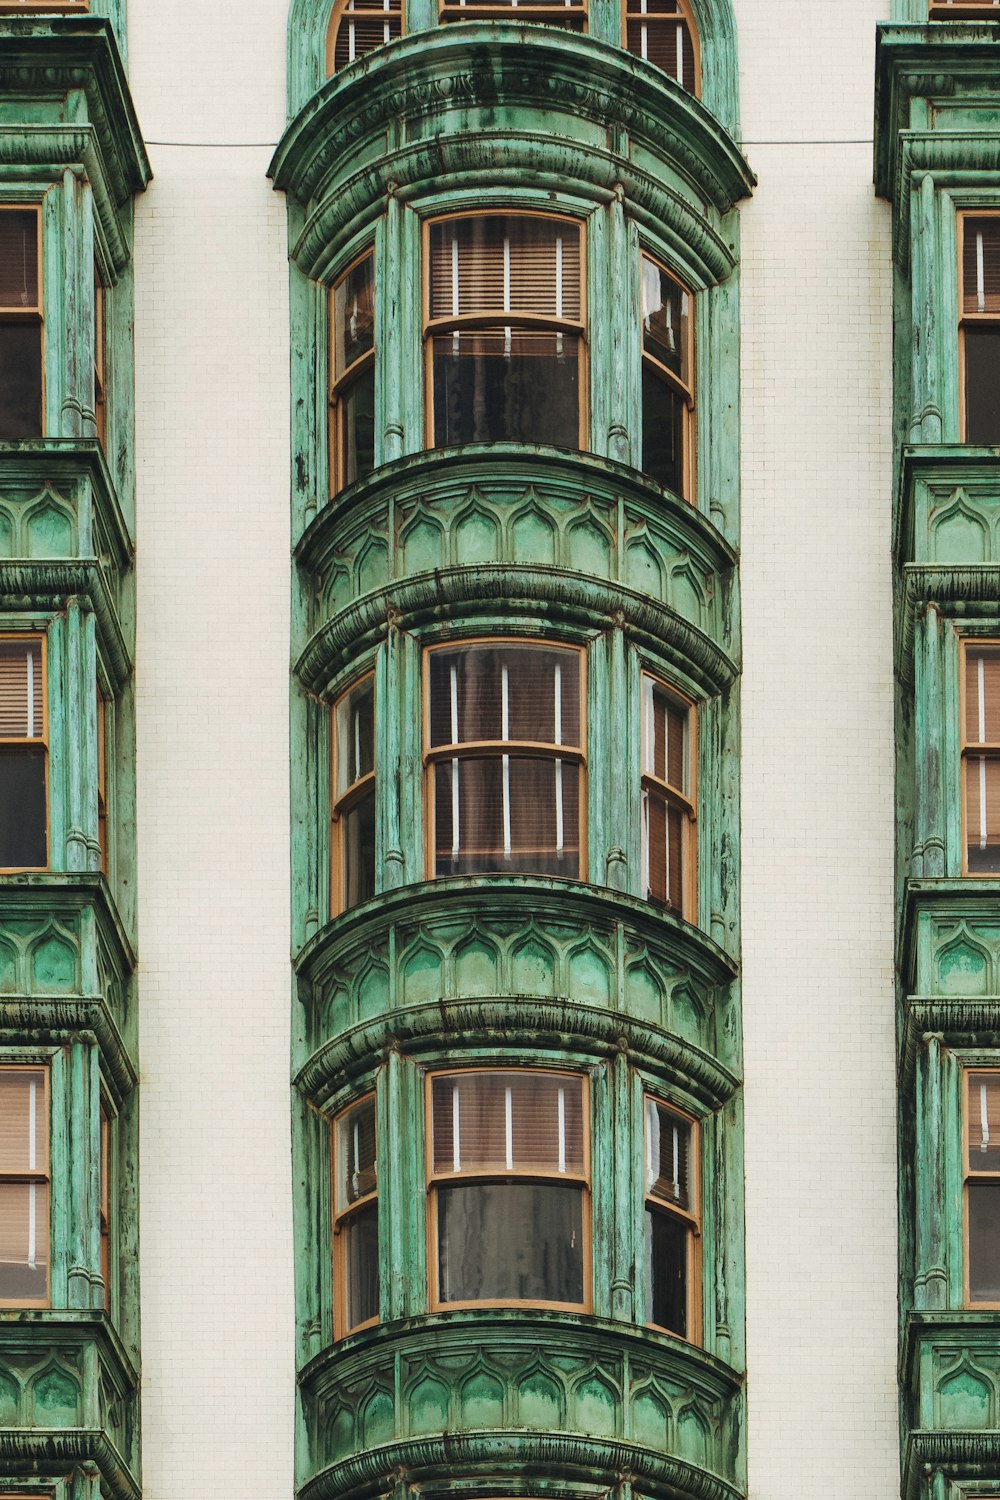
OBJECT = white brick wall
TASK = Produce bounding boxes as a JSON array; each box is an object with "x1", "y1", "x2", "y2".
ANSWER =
[
  {"x1": 129, "y1": 4, "x2": 295, "y2": 1490},
  {"x1": 737, "y1": 2, "x2": 900, "y2": 1492}
]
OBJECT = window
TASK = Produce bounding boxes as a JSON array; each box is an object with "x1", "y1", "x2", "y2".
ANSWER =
[
  {"x1": 625, "y1": 0, "x2": 698, "y2": 93},
  {"x1": 331, "y1": 674, "x2": 375, "y2": 912},
  {"x1": 930, "y1": 0, "x2": 1000, "y2": 16},
  {"x1": 0, "y1": 636, "x2": 47, "y2": 870},
  {"x1": 428, "y1": 1068, "x2": 589, "y2": 1309},
  {"x1": 0, "y1": 207, "x2": 42, "y2": 441},
  {"x1": 326, "y1": 0, "x2": 402, "y2": 72},
  {"x1": 96, "y1": 678, "x2": 108, "y2": 874},
  {"x1": 439, "y1": 0, "x2": 584, "y2": 27},
  {"x1": 94, "y1": 265, "x2": 106, "y2": 449},
  {"x1": 965, "y1": 1071, "x2": 1000, "y2": 1303},
  {"x1": 644, "y1": 1096, "x2": 699, "y2": 1338},
  {"x1": 333, "y1": 1094, "x2": 378, "y2": 1336},
  {"x1": 0, "y1": 1067, "x2": 50, "y2": 1307},
  {"x1": 641, "y1": 253, "x2": 693, "y2": 497},
  {"x1": 960, "y1": 215, "x2": 1000, "y2": 444},
  {"x1": 426, "y1": 213, "x2": 585, "y2": 450},
  {"x1": 962, "y1": 641, "x2": 1000, "y2": 874},
  {"x1": 641, "y1": 674, "x2": 695, "y2": 914},
  {"x1": 330, "y1": 250, "x2": 375, "y2": 495},
  {"x1": 100, "y1": 1102, "x2": 111, "y2": 1310},
  {"x1": 425, "y1": 640, "x2": 585, "y2": 879}
]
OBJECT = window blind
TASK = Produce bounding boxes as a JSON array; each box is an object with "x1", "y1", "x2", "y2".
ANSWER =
[
  {"x1": 964, "y1": 219, "x2": 1000, "y2": 316},
  {"x1": 332, "y1": 252, "x2": 375, "y2": 382},
  {"x1": 330, "y1": 0, "x2": 402, "y2": 72},
  {"x1": 335, "y1": 676, "x2": 375, "y2": 796},
  {"x1": 965, "y1": 646, "x2": 1000, "y2": 743},
  {"x1": 0, "y1": 639, "x2": 43, "y2": 739},
  {"x1": 644, "y1": 679, "x2": 687, "y2": 789},
  {"x1": 0, "y1": 212, "x2": 38, "y2": 312},
  {"x1": 429, "y1": 217, "x2": 581, "y2": 323},
  {"x1": 626, "y1": 0, "x2": 695, "y2": 91},
  {"x1": 968, "y1": 1073, "x2": 1000, "y2": 1171},
  {"x1": 432, "y1": 1071, "x2": 584, "y2": 1176},
  {"x1": 641, "y1": 254, "x2": 689, "y2": 382},
  {"x1": 428, "y1": 644, "x2": 581, "y2": 748},
  {"x1": 336, "y1": 1097, "x2": 376, "y2": 1212},
  {"x1": 645, "y1": 1098, "x2": 691, "y2": 1211}
]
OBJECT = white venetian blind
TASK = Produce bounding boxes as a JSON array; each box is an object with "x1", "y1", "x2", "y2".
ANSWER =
[
  {"x1": 432, "y1": 1071, "x2": 584, "y2": 1176},
  {"x1": 429, "y1": 217, "x2": 581, "y2": 323},
  {"x1": 0, "y1": 639, "x2": 43, "y2": 739},
  {"x1": 964, "y1": 219, "x2": 1000, "y2": 315}
]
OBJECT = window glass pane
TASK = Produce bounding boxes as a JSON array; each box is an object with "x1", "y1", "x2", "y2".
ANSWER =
[
  {"x1": 433, "y1": 755, "x2": 580, "y2": 877},
  {"x1": 646, "y1": 1099, "x2": 691, "y2": 1209},
  {"x1": 331, "y1": 0, "x2": 402, "y2": 72},
  {"x1": 431, "y1": 1071, "x2": 584, "y2": 1175},
  {"x1": 429, "y1": 644, "x2": 581, "y2": 748},
  {"x1": 0, "y1": 748, "x2": 46, "y2": 867},
  {"x1": 432, "y1": 330, "x2": 579, "y2": 449},
  {"x1": 965, "y1": 326, "x2": 1000, "y2": 444},
  {"x1": 339, "y1": 365, "x2": 376, "y2": 489},
  {"x1": 438, "y1": 1181, "x2": 584, "y2": 1304},
  {"x1": 969, "y1": 1181, "x2": 1000, "y2": 1301},
  {"x1": 343, "y1": 1200, "x2": 379, "y2": 1327},
  {"x1": 965, "y1": 645, "x2": 1000, "y2": 744},
  {"x1": 642, "y1": 257, "x2": 689, "y2": 381},
  {"x1": 0, "y1": 639, "x2": 43, "y2": 738},
  {"x1": 645, "y1": 1205, "x2": 687, "y2": 1336},
  {"x1": 642, "y1": 365, "x2": 686, "y2": 494},
  {"x1": 341, "y1": 789, "x2": 376, "y2": 907},
  {"x1": 429, "y1": 218, "x2": 581, "y2": 322},
  {"x1": 0, "y1": 322, "x2": 42, "y2": 440},
  {"x1": 966, "y1": 755, "x2": 1000, "y2": 873},
  {"x1": 644, "y1": 679, "x2": 687, "y2": 788},
  {"x1": 336, "y1": 1097, "x2": 377, "y2": 1212},
  {"x1": 0, "y1": 211, "x2": 38, "y2": 309},
  {"x1": 968, "y1": 1073, "x2": 1000, "y2": 1173},
  {"x1": 963, "y1": 218, "x2": 1000, "y2": 315},
  {"x1": 333, "y1": 254, "x2": 374, "y2": 379},
  {"x1": 0, "y1": 1181, "x2": 49, "y2": 1301},
  {"x1": 0, "y1": 1070, "x2": 47, "y2": 1174},
  {"x1": 336, "y1": 677, "x2": 375, "y2": 795},
  {"x1": 644, "y1": 787, "x2": 684, "y2": 908},
  {"x1": 626, "y1": 1, "x2": 696, "y2": 87}
]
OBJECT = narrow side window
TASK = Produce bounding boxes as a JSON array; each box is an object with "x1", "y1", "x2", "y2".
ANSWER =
[
  {"x1": 0, "y1": 1066, "x2": 50, "y2": 1307},
  {"x1": 641, "y1": 252, "x2": 693, "y2": 498},
  {"x1": 644, "y1": 1096, "x2": 700, "y2": 1339},
  {"x1": 330, "y1": 250, "x2": 376, "y2": 495},
  {"x1": 333, "y1": 1094, "x2": 378, "y2": 1336},
  {"x1": 0, "y1": 635, "x2": 48, "y2": 870},
  {"x1": 624, "y1": 0, "x2": 699, "y2": 95},
  {"x1": 965, "y1": 1071, "x2": 1000, "y2": 1305},
  {"x1": 641, "y1": 674, "x2": 696, "y2": 916},
  {"x1": 0, "y1": 207, "x2": 42, "y2": 440},
  {"x1": 326, "y1": 0, "x2": 403, "y2": 74},
  {"x1": 961, "y1": 640, "x2": 1000, "y2": 874},
  {"x1": 331, "y1": 673, "x2": 376, "y2": 913},
  {"x1": 960, "y1": 216, "x2": 1000, "y2": 445}
]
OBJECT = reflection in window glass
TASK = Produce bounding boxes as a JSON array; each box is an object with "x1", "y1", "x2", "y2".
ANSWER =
[
  {"x1": 641, "y1": 254, "x2": 692, "y2": 496},
  {"x1": 334, "y1": 1095, "x2": 378, "y2": 1334},
  {"x1": 330, "y1": 251, "x2": 376, "y2": 493},
  {"x1": 644, "y1": 1097, "x2": 697, "y2": 1338},
  {"x1": 332, "y1": 675, "x2": 376, "y2": 912}
]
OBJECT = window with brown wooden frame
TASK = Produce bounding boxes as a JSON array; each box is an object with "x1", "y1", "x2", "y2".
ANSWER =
[
  {"x1": 644, "y1": 1095, "x2": 700, "y2": 1339},
  {"x1": 0, "y1": 1066, "x2": 50, "y2": 1307},
  {"x1": 426, "y1": 213, "x2": 586, "y2": 450},
  {"x1": 439, "y1": 0, "x2": 584, "y2": 26},
  {"x1": 930, "y1": 0, "x2": 1000, "y2": 17},
  {"x1": 427, "y1": 1068, "x2": 590, "y2": 1310},
  {"x1": 424, "y1": 640, "x2": 585, "y2": 880},
  {"x1": 959, "y1": 215, "x2": 1000, "y2": 444},
  {"x1": 641, "y1": 252, "x2": 694, "y2": 499},
  {"x1": 96, "y1": 678, "x2": 108, "y2": 875},
  {"x1": 330, "y1": 250, "x2": 375, "y2": 495},
  {"x1": 0, "y1": 207, "x2": 42, "y2": 440},
  {"x1": 326, "y1": 0, "x2": 403, "y2": 71},
  {"x1": 624, "y1": 0, "x2": 699, "y2": 93},
  {"x1": 333, "y1": 1094, "x2": 378, "y2": 1337},
  {"x1": 0, "y1": 636, "x2": 47, "y2": 871},
  {"x1": 331, "y1": 673, "x2": 375, "y2": 913},
  {"x1": 100, "y1": 1101, "x2": 111, "y2": 1311},
  {"x1": 94, "y1": 264, "x2": 106, "y2": 450},
  {"x1": 964, "y1": 1071, "x2": 1000, "y2": 1304},
  {"x1": 961, "y1": 640, "x2": 1000, "y2": 875},
  {"x1": 641, "y1": 674, "x2": 696, "y2": 916}
]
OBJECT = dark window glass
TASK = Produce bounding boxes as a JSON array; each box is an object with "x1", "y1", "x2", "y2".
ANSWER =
[
  {"x1": 0, "y1": 1069, "x2": 49, "y2": 1305},
  {"x1": 969, "y1": 1181, "x2": 1000, "y2": 1302},
  {"x1": 0, "y1": 748, "x2": 46, "y2": 867},
  {"x1": 334, "y1": 254, "x2": 375, "y2": 377},
  {"x1": 342, "y1": 788, "x2": 376, "y2": 906},
  {"x1": 335, "y1": 1097, "x2": 378, "y2": 1333},
  {"x1": 329, "y1": 0, "x2": 402, "y2": 74},
  {"x1": 0, "y1": 211, "x2": 38, "y2": 307},
  {"x1": 429, "y1": 644, "x2": 581, "y2": 748},
  {"x1": 343, "y1": 1201, "x2": 379, "y2": 1327},
  {"x1": 433, "y1": 756, "x2": 580, "y2": 877},
  {"x1": 438, "y1": 1181, "x2": 584, "y2": 1304},
  {"x1": 645, "y1": 1207, "x2": 687, "y2": 1336},
  {"x1": 642, "y1": 367, "x2": 685, "y2": 496},
  {"x1": 965, "y1": 327, "x2": 1000, "y2": 444},
  {"x1": 339, "y1": 366, "x2": 375, "y2": 489},
  {"x1": 432, "y1": 330, "x2": 579, "y2": 448},
  {"x1": 625, "y1": 0, "x2": 696, "y2": 89},
  {"x1": 0, "y1": 323, "x2": 41, "y2": 440}
]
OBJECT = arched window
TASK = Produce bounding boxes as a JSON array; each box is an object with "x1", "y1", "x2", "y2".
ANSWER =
[
  {"x1": 624, "y1": 0, "x2": 699, "y2": 96},
  {"x1": 326, "y1": 0, "x2": 403, "y2": 75}
]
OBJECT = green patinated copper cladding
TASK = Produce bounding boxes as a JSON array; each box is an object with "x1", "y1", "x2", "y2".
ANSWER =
[
  {"x1": 279, "y1": 9, "x2": 747, "y2": 1499},
  {"x1": 0, "y1": 14, "x2": 146, "y2": 1500},
  {"x1": 878, "y1": 21, "x2": 1000, "y2": 1499}
]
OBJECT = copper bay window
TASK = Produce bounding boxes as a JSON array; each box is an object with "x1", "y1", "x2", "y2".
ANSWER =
[
  {"x1": 426, "y1": 213, "x2": 585, "y2": 450},
  {"x1": 425, "y1": 640, "x2": 585, "y2": 879},
  {"x1": 428, "y1": 1068, "x2": 589, "y2": 1310}
]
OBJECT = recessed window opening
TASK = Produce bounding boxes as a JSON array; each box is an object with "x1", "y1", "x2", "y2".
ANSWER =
[
  {"x1": 962, "y1": 641, "x2": 1000, "y2": 874},
  {"x1": 0, "y1": 1066, "x2": 50, "y2": 1307},
  {"x1": 330, "y1": 250, "x2": 375, "y2": 494},
  {"x1": 332, "y1": 674, "x2": 376, "y2": 912},
  {"x1": 333, "y1": 1094, "x2": 378, "y2": 1335},
  {"x1": 960, "y1": 216, "x2": 1000, "y2": 444},
  {"x1": 644, "y1": 1096, "x2": 699, "y2": 1338},
  {"x1": 326, "y1": 0, "x2": 403, "y2": 73},
  {"x1": 625, "y1": 0, "x2": 698, "y2": 93},
  {"x1": 641, "y1": 674, "x2": 695, "y2": 914},
  {"x1": 0, "y1": 207, "x2": 42, "y2": 440},
  {"x1": 640, "y1": 252, "x2": 693, "y2": 497},
  {"x1": 965, "y1": 1071, "x2": 1000, "y2": 1303},
  {"x1": 439, "y1": 0, "x2": 585, "y2": 28},
  {"x1": 0, "y1": 635, "x2": 47, "y2": 870}
]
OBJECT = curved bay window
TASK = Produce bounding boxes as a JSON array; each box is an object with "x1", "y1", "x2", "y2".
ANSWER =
[
  {"x1": 332, "y1": 674, "x2": 375, "y2": 912},
  {"x1": 428, "y1": 1069, "x2": 589, "y2": 1309},
  {"x1": 641, "y1": 674, "x2": 695, "y2": 914},
  {"x1": 330, "y1": 250, "x2": 375, "y2": 495},
  {"x1": 645, "y1": 1096, "x2": 699, "y2": 1339},
  {"x1": 0, "y1": 1066, "x2": 49, "y2": 1307},
  {"x1": 326, "y1": 0, "x2": 403, "y2": 73},
  {"x1": 425, "y1": 640, "x2": 585, "y2": 879},
  {"x1": 960, "y1": 215, "x2": 1000, "y2": 445},
  {"x1": 965, "y1": 1071, "x2": 1000, "y2": 1304},
  {"x1": 439, "y1": 0, "x2": 584, "y2": 25},
  {"x1": 625, "y1": 0, "x2": 698, "y2": 93},
  {"x1": 641, "y1": 252, "x2": 693, "y2": 498},
  {"x1": 0, "y1": 635, "x2": 47, "y2": 871},
  {"x1": 333, "y1": 1094, "x2": 378, "y2": 1336},
  {"x1": 426, "y1": 213, "x2": 585, "y2": 450}
]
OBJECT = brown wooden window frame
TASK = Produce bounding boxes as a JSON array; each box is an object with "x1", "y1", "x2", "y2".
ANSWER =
[
  {"x1": 99, "y1": 1097, "x2": 112, "y2": 1312},
  {"x1": 94, "y1": 263, "x2": 106, "y2": 450},
  {"x1": 0, "y1": 204, "x2": 44, "y2": 441},
  {"x1": 423, "y1": 209, "x2": 588, "y2": 452},
  {"x1": 641, "y1": 672, "x2": 696, "y2": 918},
  {"x1": 640, "y1": 249, "x2": 695, "y2": 502},
  {"x1": 96, "y1": 676, "x2": 109, "y2": 876},
  {"x1": 329, "y1": 247, "x2": 375, "y2": 498},
  {"x1": 0, "y1": 1063, "x2": 51, "y2": 1310},
  {"x1": 963, "y1": 1068, "x2": 1000, "y2": 1308},
  {"x1": 623, "y1": 0, "x2": 700, "y2": 94},
  {"x1": 425, "y1": 1065, "x2": 592, "y2": 1314},
  {"x1": 957, "y1": 211, "x2": 1000, "y2": 444},
  {"x1": 332, "y1": 1092, "x2": 379, "y2": 1339},
  {"x1": 422, "y1": 637, "x2": 588, "y2": 882},
  {"x1": 0, "y1": 632, "x2": 48, "y2": 874},
  {"x1": 930, "y1": 0, "x2": 1000, "y2": 17},
  {"x1": 959, "y1": 637, "x2": 1000, "y2": 877},
  {"x1": 644, "y1": 1093, "x2": 701, "y2": 1341},
  {"x1": 330, "y1": 670, "x2": 376, "y2": 915},
  {"x1": 438, "y1": 0, "x2": 585, "y2": 26},
  {"x1": 326, "y1": 0, "x2": 404, "y2": 72}
]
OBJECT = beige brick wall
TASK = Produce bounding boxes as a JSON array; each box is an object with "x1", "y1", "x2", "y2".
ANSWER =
[
  {"x1": 736, "y1": 2, "x2": 900, "y2": 1493},
  {"x1": 129, "y1": 3, "x2": 295, "y2": 1491}
]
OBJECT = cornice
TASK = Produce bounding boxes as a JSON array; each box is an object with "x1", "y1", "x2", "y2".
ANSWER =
[
  {"x1": 904, "y1": 1430, "x2": 1000, "y2": 1500},
  {"x1": 900, "y1": 998, "x2": 1000, "y2": 1095},
  {"x1": 296, "y1": 564, "x2": 738, "y2": 698},
  {"x1": 0, "y1": 1431, "x2": 137, "y2": 1500},
  {"x1": 0, "y1": 560, "x2": 131, "y2": 690},
  {"x1": 0, "y1": 995, "x2": 135, "y2": 1098}
]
